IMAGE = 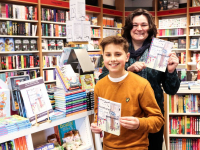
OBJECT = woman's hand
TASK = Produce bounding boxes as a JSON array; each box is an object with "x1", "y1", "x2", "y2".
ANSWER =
[
  {"x1": 167, "y1": 52, "x2": 179, "y2": 73},
  {"x1": 90, "y1": 123, "x2": 102, "y2": 133},
  {"x1": 120, "y1": 117, "x2": 140, "y2": 130},
  {"x1": 127, "y1": 62, "x2": 146, "y2": 72}
]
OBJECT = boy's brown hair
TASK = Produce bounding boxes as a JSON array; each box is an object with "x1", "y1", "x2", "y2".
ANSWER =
[{"x1": 100, "y1": 36, "x2": 129, "y2": 53}]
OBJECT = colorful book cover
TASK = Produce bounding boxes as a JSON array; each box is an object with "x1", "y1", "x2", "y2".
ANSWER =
[
  {"x1": 80, "y1": 74, "x2": 95, "y2": 90},
  {"x1": 18, "y1": 77, "x2": 54, "y2": 125},
  {"x1": 58, "y1": 120, "x2": 76, "y2": 144},
  {"x1": 0, "y1": 89, "x2": 10, "y2": 117},
  {"x1": 59, "y1": 47, "x2": 72, "y2": 67},
  {"x1": 190, "y1": 38, "x2": 198, "y2": 49},
  {"x1": 146, "y1": 37, "x2": 173, "y2": 72},
  {"x1": 97, "y1": 97, "x2": 121, "y2": 136},
  {"x1": 0, "y1": 38, "x2": 5, "y2": 51},
  {"x1": 4, "y1": 38, "x2": 14, "y2": 51}
]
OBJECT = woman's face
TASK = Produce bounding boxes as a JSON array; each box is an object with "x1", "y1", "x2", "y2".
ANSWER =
[{"x1": 130, "y1": 15, "x2": 149, "y2": 43}]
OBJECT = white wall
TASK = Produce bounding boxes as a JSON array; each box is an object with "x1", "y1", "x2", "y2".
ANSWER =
[{"x1": 103, "y1": 0, "x2": 115, "y2": 6}]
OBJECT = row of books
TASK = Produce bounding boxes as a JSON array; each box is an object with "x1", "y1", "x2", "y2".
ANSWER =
[
  {"x1": 0, "y1": 70, "x2": 39, "y2": 82},
  {"x1": 85, "y1": 16, "x2": 97, "y2": 26},
  {"x1": 186, "y1": 116, "x2": 200, "y2": 135},
  {"x1": 0, "y1": 38, "x2": 37, "y2": 51},
  {"x1": 177, "y1": 52, "x2": 186, "y2": 64},
  {"x1": 192, "y1": 52, "x2": 200, "y2": 63},
  {"x1": 158, "y1": 17, "x2": 187, "y2": 29},
  {"x1": 1, "y1": 55, "x2": 39, "y2": 70},
  {"x1": 0, "y1": 136, "x2": 28, "y2": 150},
  {"x1": 103, "y1": 17, "x2": 122, "y2": 28},
  {"x1": 0, "y1": 3, "x2": 37, "y2": 20},
  {"x1": 43, "y1": 55, "x2": 60, "y2": 68},
  {"x1": 41, "y1": 23, "x2": 66, "y2": 37},
  {"x1": 170, "y1": 38, "x2": 186, "y2": 49},
  {"x1": 87, "y1": 40, "x2": 99, "y2": 50},
  {"x1": 170, "y1": 138, "x2": 200, "y2": 150},
  {"x1": 177, "y1": 70, "x2": 200, "y2": 82},
  {"x1": 190, "y1": 28, "x2": 200, "y2": 35},
  {"x1": 169, "y1": 94, "x2": 200, "y2": 113},
  {"x1": 158, "y1": 28, "x2": 185, "y2": 36},
  {"x1": 169, "y1": 116, "x2": 185, "y2": 134},
  {"x1": 91, "y1": 28, "x2": 100, "y2": 37},
  {"x1": 42, "y1": 39, "x2": 63, "y2": 51},
  {"x1": 103, "y1": 29, "x2": 121, "y2": 38},
  {"x1": 0, "y1": 21, "x2": 37, "y2": 36},
  {"x1": 41, "y1": 8, "x2": 69, "y2": 22},
  {"x1": 191, "y1": 15, "x2": 200, "y2": 26},
  {"x1": 43, "y1": 69, "x2": 56, "y2": 82},
  {"x1": 86, "y1": 90, "x2": 94, "y2": 111}
]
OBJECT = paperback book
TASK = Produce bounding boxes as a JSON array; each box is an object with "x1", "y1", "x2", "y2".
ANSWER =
[
  {"x1": 146, "y1": 38, "x2": 173, "y2": 72},
  {"x1": 18, "y1": 77, "x2": 54, "y2": 125},
  {"x1": 97, "y1": 97, "x2": 121, "y2": 136},
  {"x1": 0, "y1": 89, "x2": 10, "y2": 117}
]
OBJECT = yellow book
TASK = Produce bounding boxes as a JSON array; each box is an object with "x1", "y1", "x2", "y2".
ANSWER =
[{"x1": 21, "y1": 55, "x2": 24, "y2": 69}]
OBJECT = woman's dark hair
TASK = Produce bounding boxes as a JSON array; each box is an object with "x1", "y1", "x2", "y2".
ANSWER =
[{"x1": 122, "y1": 8, "x2": 157, "y2": 42}]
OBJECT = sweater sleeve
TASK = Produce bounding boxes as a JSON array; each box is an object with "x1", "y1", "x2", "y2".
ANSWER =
[
  {"x1": 162, "y1": 69, "x2": 181, "y2": 95},
  {"x1": 137, "y1": 82, "x2": 165, "y2": 133}
]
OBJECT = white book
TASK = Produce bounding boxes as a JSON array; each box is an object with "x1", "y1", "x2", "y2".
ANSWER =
[
  {"x1": 18, "y1": 77, "x2": 54, "y2": 125},
  {"x1": 191, "y1": 16, "x2": 195, "y2": 25},
  {"x1": 97, "y1": 97, "x2": 121, "y2": 136},
  {"x1": 146, "y1": 37, "x2": 173, "y2": 72}
]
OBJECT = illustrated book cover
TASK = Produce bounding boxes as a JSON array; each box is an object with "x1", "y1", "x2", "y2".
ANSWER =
[
  {"x1": 4, "y1": 38, "x2": 14, "y2": 51},
  {"x1": 97, "y1": 97, "x2": 121, "y2": 136},
  {"x1": 146, "y1": 37, "x2": 174, "y2": 72},
  {"x1": 80, "y1": 74, "x2": 95, "y2": 90},
  {"x1": 0, "y1": 89, "x2": 10, "y2": 117},
  {"x1": 18, "y1": 77, "x2": 54, "y2": 125}
]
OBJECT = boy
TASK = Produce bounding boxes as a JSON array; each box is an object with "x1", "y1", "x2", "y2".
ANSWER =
[{"x1": 90, "y1": 36, "x2": 165, "y2": 150}]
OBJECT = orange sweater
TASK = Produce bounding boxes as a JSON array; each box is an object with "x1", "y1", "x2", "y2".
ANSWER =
[{"x1": 94, "y1": 72, "x2": 165, "y2": 150}]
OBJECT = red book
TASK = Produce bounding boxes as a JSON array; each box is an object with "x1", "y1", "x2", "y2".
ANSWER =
[
  {"x1": 24, "y1": 56, "x2": 26, "y2": 68},
  {"x1": 30, "y1": 56, "x2": 34, "y2": 68},
  {"x1": 8, "y1": 56, "x2": 12, "y2": 69},
  {"x1": 190, "y1": 116, "x2": 193, "y2": 134},
  {"x1": 18, "y1": 137, "x2": 24, "y2": 150},
  {"x1": 35, "y1": 7, "x2": 37, "y2": 20},
  {"x1": 179, "y1": 116, "x2": 181, "y2": 134},
  {"x1": 21, "y1": 136, "x2": 28, "y2": 150},
  {"x1": 14, "y1": 138, "x2": 20, "y2": 150}
]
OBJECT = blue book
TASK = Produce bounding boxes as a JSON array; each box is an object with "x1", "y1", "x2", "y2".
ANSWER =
[{"x1": 0, "y1": 38, "x2": 5, "y2": 51}]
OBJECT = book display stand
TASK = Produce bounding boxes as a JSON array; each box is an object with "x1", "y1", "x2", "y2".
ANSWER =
[{"x1": 34, "y1": 110, "x2": 51, "y2": 127}]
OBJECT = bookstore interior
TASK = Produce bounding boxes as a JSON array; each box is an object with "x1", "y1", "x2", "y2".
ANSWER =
[{"x1": 1, "y1": 0, "x2": 200, "y2": 149}]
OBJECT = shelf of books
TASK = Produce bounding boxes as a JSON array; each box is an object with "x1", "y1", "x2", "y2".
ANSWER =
[{"x1": 167, "y1": 86, "x2": 200, "y2": 149}]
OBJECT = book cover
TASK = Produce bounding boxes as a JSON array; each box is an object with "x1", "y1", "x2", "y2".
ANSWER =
[
  {"x1": 0, "y1": 38, "x2": 5, "y2": 51},
  {"x1": 80, "y1": 74, "x2": 95, "y2": 90},
  {"x1": 22, "y1": 39, "x2": 30, "y2": 51},
  {"x1": 97, "y1": 97, "x2": 121, "y2": 136},
  {"x1": 178, "y1": 38, "x2": 186, "y2": 49},
  {"x1": 56, "y1": 39, "x2": 63, "y2": 50},
  {"x1": 0, "y1": 89, "x2": 10, "y2": 117},
  {"x1": 190, "y1": 38, "x2": 198, "y2": 49},
  {"x1": 146, "y1": 38, "x2": 173, "y2": 72},
  {"x1": 4, "y1": 38, "x2": 14, "y2": 51},
  {"x1": 30, "y1": 39, "x2": 37, "y2": 50},
  {"x1": 14, "y1": 38, "x2": 22, "y2": 51},
  {"x1": 48, "y1": 39, "x2": 56, "y2": 50},
  {"x1": 18, "y1": 77, "x2": 54, "y2": 125},
  {"x1": 59, "y1": 47, "x2": 72, "y2": 67},
  {"x1": 57, "y1": 120, "x2": 76, "y2": 144},
  {"x1": 42, "y1": 39, "x2": 48, "y2": 51}
]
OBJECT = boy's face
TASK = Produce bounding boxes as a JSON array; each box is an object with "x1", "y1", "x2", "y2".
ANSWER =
[{"x1": 103, "y1": 43, "x2": 129, "y2": 78}]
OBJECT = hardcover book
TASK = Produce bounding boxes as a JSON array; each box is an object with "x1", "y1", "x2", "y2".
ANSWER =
[
  {"x1": 18, "y1": 77, "x2": 54, "y2": 125},
  {"x1": 97, "y1": 97, "x2": 121, "y2": 136},
  {"x1": 146, "y1": 38, "x2": 173, "y2": 72},
  {"x1": 4, "y1": 38, "x2": 14, "y2": 51},
  {"x1": 22, "y1": 39, "x2": 30, "y2": 51},
  {"x1": 14, "y1": 38, "x2": 22, "y2": 51},
  {"x1": 178, "y1": 38, "x2": 186, "y2": 49},
  {"x1": 80, "y1": 74, "x2": 95, "y2": 90}
]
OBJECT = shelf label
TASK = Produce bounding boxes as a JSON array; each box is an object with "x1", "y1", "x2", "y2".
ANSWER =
[
  {"x1": 103, "y1": 8, "x2": 123, "y2": 16},
  {"x1": 86, "y1": 5, "x2": 100, "y2": 13},
  {"x1": 41, "y1": 0, "x2": 69, "y2": 8}
]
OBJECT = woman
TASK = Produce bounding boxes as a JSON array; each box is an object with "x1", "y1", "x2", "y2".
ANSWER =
[{"x1": 99, "y1": 8, "x2": 180, "y2": 150}]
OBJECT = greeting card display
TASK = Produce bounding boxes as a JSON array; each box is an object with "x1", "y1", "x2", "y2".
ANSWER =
[{"x1": 146, "y1": 38, "x2": 173, "y2": 72}]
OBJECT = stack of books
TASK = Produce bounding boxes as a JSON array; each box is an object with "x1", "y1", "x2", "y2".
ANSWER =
[
  {"x1": 54, "y1": 89, "x2": 87, "y2": 116},
  {"x1": 49, "y1": 110, "x2": 65, "y2": 121},
  {"x1": 0, "y1": 115, "x2": 31, "y2": 136}
]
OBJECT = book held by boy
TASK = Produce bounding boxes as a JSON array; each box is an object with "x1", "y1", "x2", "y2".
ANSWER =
[
  {"x1": 146, "y1": 37, "x2": 174, "y2": 72},
  {"x1": 97, "y1": 97, "x2": 121, "y2": 136}
]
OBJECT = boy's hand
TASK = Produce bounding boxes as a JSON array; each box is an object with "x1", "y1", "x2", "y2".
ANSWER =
[
  {"x1": 90, "y1": 123, "x2": 102, "y2": 133},
  {"x1": 167, "y1": 52, "x2": 179, "y2": 73},
  {"x1": 127, "y1": 62, "x2": 146, "y2": 72},
  {"x1": 120, "y1": 117, "x2": 140, "y2": 130}
]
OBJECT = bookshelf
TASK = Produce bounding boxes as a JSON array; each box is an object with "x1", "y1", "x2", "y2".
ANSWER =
[{"x1": 166, "y1": 87, "x2": 200, "y2": 149}]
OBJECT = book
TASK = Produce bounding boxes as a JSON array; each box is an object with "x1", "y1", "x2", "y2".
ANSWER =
[
  {"x1": 97, "y1": 97, "x2": 121, "y2": 136},
  {"x1": 4, "y1": 38, "x2": 14, "y2": 51},
  {"x1": 178, "y1": 38, "x2": 186, "y2": 49},
  {"x1": 192, "y1": 0, "x2": 200, "y2": 6},
  {"x1": 22, "y1": 39, "x2": 30, "y2": 51},
  {"x1": 59, "y1": 47, "x2": 72, "y2": 67},
  {"x1": 30, "y1": 39, "x2": 37, "y2": 50},
  {"x1": 190, "y1": 38, "x2": 198, "y2": 49},
  {"x1": 80, "y1": 74, "x2": 95, "y2": 90},
  {"x1": 56, "y1": 39, "x2": 63, "y2": 50},
  {"x1": 14, "y1": 38, "x2": 23, "y2": 51},
  {"x1": 0, "y1": 37, "x2": 5, "y2": 51},
  {"x1": 0, "y1": 89, "x2": 10, "y2": 117},
  {"x1": 18, "y1": 77, "x2": 54, "y2": 125},
  {"x1": 146, "y1": 37, "x2": 173, "y2": 72}
]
